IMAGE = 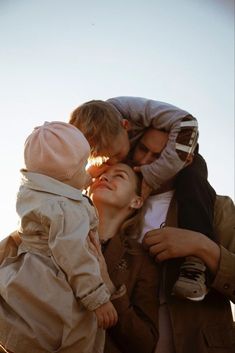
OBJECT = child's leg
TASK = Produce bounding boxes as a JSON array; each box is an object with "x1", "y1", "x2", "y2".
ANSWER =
[
  {"x1": 173, "y1": 151, "x2": 216, "y2": 301},
  {"x1": 175, "y1": 152, "x2": 216, "y2": 239}
]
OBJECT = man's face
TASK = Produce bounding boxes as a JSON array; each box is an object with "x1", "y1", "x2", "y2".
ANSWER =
[{"x1": 133, "y1": 129, "x2": 169, "y2": 166}]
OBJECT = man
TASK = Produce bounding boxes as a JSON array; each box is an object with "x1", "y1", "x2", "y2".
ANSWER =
[{"x1": 131, "y1": 128, "x2": 235, "y2": 353}]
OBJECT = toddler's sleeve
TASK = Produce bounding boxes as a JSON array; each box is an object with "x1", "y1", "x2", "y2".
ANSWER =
[
  {"x1": 47, "y1": 200, "x2": 110, "y2": 311},
  {"x1": 108, "y1": 96, "x2": 198, "y2": 190},
  {"x1": 141, "y1": 116, "x2": 198, "y2": 190}
]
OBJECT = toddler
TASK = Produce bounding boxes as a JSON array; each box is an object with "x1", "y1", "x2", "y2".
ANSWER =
[{"x1": 0, "y1": 121, "x2": 117, "y2": 353}]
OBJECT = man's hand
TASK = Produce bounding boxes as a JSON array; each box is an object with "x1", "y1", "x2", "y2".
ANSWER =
[
  {"x1": 143, "y1": 227, "x2": 220, "y2": 274},
  {"x1": 144, "y1": 227, "x2": 199, "y2": 262},
  {"x1": 94, "y1": 301, "x2": 118, "y2": 329}
]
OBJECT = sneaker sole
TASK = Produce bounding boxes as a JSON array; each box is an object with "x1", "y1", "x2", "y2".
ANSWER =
[
  {"x1": 186, "y1": 296, "x2": 205, "y2": 301},
  {"x1": 186, "y1": 291, "x2": 208, "y2": 301}
]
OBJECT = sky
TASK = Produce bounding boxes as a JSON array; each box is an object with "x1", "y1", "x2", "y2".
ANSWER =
[{"x1": 0, "y1": 0, "x2": 234, "y2": 239}]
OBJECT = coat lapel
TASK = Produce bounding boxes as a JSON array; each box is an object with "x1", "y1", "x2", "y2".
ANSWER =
[
  {"x1": 164, "y1": 196, "x2": 183, "y2": 297},
  {"x1": 103, "y1": 234, "x2": 126, "y2": 276}
]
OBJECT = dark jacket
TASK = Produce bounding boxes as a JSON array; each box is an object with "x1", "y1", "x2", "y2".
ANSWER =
[
  {"x1": 103, "y1": 234, "x2": 160, "y2": 353},
  {"x1": 163, "y1": 195, "x2": 235, "y2": 353}
]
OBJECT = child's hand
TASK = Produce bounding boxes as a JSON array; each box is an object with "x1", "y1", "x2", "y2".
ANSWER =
[
  {"x1": 87, "y1": 163, "x2": 110, "y2": 179},
  {"x1": 94, "y1": 301, "x2": 118, "y2": 329}
]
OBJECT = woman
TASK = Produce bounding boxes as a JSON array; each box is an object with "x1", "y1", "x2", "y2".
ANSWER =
[
  {"x1": 0, "y1": 163, "x2": 159, "y2": 353},
  {"x1": 88, "y1": 163, "x2": 160, "y2": 353}
]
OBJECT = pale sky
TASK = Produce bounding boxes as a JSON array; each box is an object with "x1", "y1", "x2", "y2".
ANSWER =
[{"x1": 0, "y1": 0, "x2": 234, "y2": 239}]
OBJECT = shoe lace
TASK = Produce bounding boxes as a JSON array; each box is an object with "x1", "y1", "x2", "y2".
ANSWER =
[{"x1": 179, "y1": 263, "x2": 204, "y2": 281}]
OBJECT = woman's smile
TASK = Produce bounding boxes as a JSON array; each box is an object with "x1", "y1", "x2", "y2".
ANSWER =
[{"x1": 92, "y1": 180, "x2": 113, "y2": 191}]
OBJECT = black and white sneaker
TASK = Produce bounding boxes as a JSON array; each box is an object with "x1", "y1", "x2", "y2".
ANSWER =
[{"x1": 172, "y1": 256, "x2": 208, "y2": 301}]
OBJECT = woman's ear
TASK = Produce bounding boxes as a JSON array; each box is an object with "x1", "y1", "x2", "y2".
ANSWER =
[
  {"x1": 130, "y1": 196, "x2": 143, "y2": 209},
  {"x1": 121, "y1": 119, "x2": 131, "y2": 131}
]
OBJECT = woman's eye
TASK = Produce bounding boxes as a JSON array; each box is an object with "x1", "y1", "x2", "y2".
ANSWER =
[{"x1": 116, "y1": 174, "x2": 124, "y2": 178}]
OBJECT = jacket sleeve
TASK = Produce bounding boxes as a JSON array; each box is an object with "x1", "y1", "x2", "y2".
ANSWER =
[
  {"x1": 0, "y1": 231, "x2": 21, "y2": 265},
  {"x1": 211, "y1": 246, "x2": 235, "y2": 303},
  {"x1": 211, "y1": 195, "x2": 235, "y2": 303},
  {"x1": 108, "y1": 96, "x2": 198, "y2": 190},
  {"x1": 107, "y1": 254, "x2": 159, "y2": 353},
  {"x1": 47, "y1": 200, "x2": 110, "y2": 311}
]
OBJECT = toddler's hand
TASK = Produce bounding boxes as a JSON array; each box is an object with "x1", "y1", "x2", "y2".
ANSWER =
[
  {"x1": 94, "y1": 301, "x2": 118, "y2": 329},
  {"x1": 87, "y1": 163, "x2": 109, "y2": 179}
]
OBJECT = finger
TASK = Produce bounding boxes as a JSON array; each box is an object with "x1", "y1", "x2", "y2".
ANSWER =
[
  {"x1": 145, "y1": 228, "x2": 166, "y2": 239},
  {"x1": 133, "y1": 166, "x2": 141, "y2": 172},
  {"x1": 110, "y1": 308, "x2": 118, "y2": 326},
  {"x1": 100, "y1": 162, "x2": 110, "y2": 168},
  {"x1": 145, "y1": 228, "x2": 162, "y2": 239},
  {"x1": 98, "y1": 165, "x2": 110, "y2": 175},
  {"x1": 87, "y1": 164, "x2": 109, "y2": 178},
  {"x1": 96, "y1": 163, "x2": 110, "y2": 174},
  {"x1": 149, "y1": 243, "x2": 166, "y2": 257},
  {"x1": 102, "y1": 313, "x2": 110, "y2": 329},
  {"x1": 144, "y1": 233, "x2": 162, "y2": 247},
  {"x1": 155, "y1": 249, "x2": 171, "y2": 262},
  {"x1": 97, "y1": 314, "x2": 103, "y2": 328},
  {"x1": 107, "y1": 309, "x2": 118, "y2": 328},
  {"x1": 113, "y1": 309, "x2": 118, "y2": 325}
]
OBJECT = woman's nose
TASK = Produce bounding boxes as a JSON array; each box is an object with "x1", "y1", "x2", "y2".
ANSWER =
[{"x1": 99, "y1": 173, "x2": 110, "y2": 182}]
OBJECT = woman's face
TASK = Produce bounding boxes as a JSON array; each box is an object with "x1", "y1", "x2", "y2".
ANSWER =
[{"x1": 89, "y1": 163, "x2": 141, "y2": 210}]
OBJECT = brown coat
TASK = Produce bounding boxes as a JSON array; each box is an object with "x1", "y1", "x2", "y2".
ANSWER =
[
  {"x1": 163, "y1": 195, "x2": 235, "y2": 353},
  {"x1": 103, "y1": 234, "x2": 160, "y2": 353},
  {"x1": 0, "y1": 232, "x2": 160, "y2": 353}
]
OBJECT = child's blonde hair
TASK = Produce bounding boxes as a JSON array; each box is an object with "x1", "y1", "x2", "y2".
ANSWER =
[{"x1": 69, "y1": 100, "x2": 123, "y2": 157}]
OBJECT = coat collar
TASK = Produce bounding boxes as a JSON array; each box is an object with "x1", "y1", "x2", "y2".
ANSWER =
[
  {"x1": 20, "y1": 170, "x2": 84, "y2": 201},
  {"x1": 103, "y1": 233, "x2": 143, "y2": 275}
]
